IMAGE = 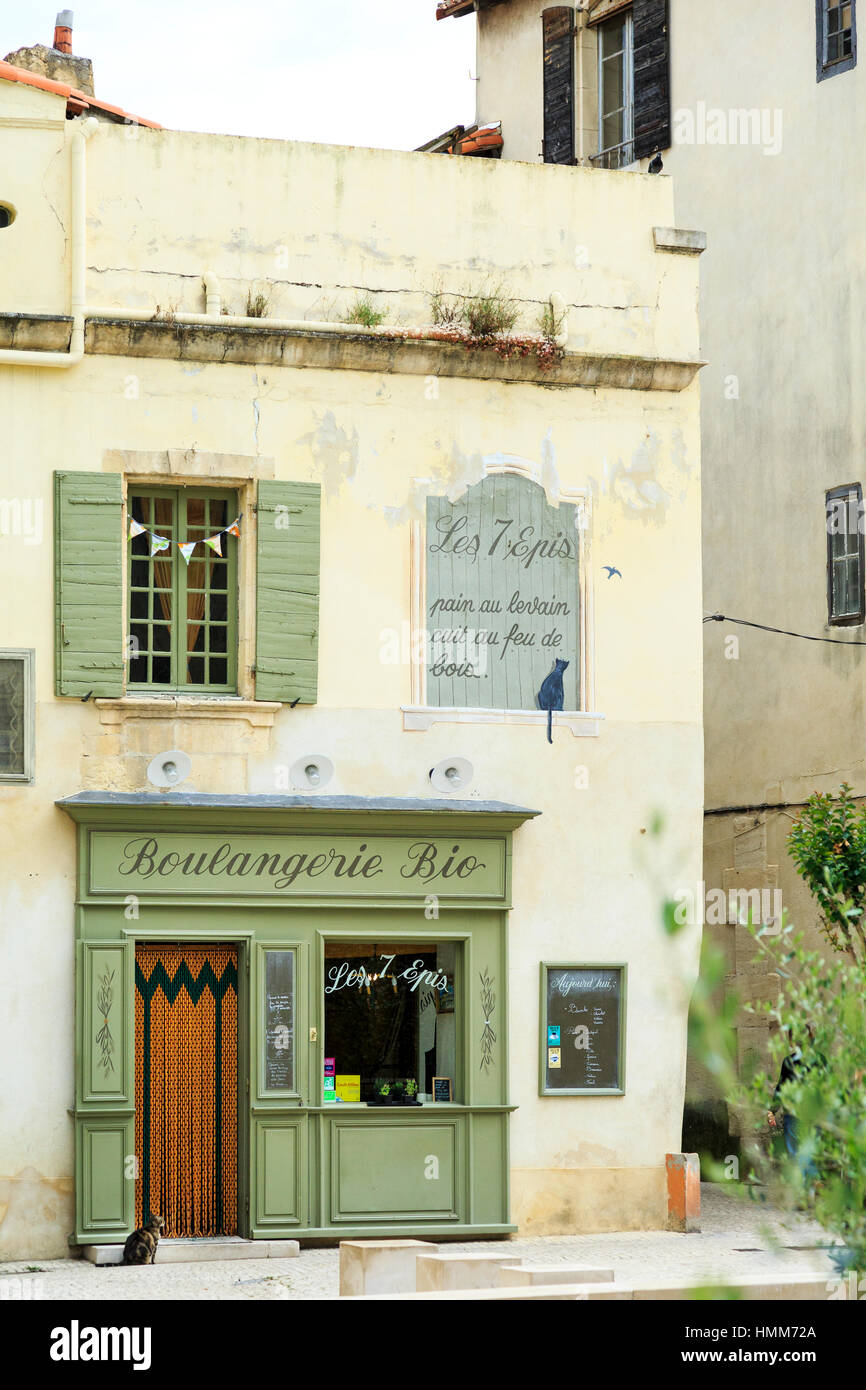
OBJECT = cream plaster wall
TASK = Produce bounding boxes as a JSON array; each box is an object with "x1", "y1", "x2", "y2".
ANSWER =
[{"x1": 0, "y1": 77, "x2": 703, "y2": 1253}]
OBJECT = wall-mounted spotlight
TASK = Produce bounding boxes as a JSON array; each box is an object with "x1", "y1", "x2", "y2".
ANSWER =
[
  {"x1": 290, "y1": 754, "x2": 334, "y2": 792},
  {"x1": 429, "y1": 756, "x2": 474, "y2": 795},
  {"x1": 146, "y1": 748, "x2": 192, "y2": 789}
]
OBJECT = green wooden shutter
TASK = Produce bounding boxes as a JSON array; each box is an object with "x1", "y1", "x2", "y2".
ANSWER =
[
  {"x1": 54, "y1": 471, "x2": 124, "y2": 698},
  {"x1": 255, "y1": 480, "x2": 321, "y2": 704}
]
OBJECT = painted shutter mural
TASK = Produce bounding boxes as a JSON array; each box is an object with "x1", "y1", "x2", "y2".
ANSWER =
[
  {"x1": 633, "y1": 0, "x2": 671, "y2": 160},
  {"x1": 425, "y1": 474, "x2": 580, "y2": 711},
  {"x1": 54, "y1": 470, "x2": 124, "y2": 697},
  {"x1": 542, "y1": 7, "x2": 576, "y2": 165},
  {"x1": 255, "y1": 479, "x2": 321, "y2": 704}
]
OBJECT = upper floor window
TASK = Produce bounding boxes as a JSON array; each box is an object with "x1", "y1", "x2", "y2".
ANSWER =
[
  {"x1": 128, "y1": 488, "x2": 238, "y2": 691},
  {"x1": 597, "y1": 10, "x2": 635, "y2": 169},
  {"x1": 818, "y1": 0, "x2": 857, "y2": 80},
  {"x1": 826, "y1": 484, "x2": 864, "y2": 625},
  {"x1": 588, "y1": 2, "x2": 670, "y2": 170}
]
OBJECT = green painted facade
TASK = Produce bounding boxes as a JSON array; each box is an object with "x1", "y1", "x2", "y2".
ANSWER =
[{"x1": 62, "y1": 795, "x2": 536, "y2": 1244}]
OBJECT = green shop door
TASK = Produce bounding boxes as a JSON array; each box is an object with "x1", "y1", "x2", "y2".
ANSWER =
[{"x1": 134, "y1": 945, "x2": 239, "y2": 1237}]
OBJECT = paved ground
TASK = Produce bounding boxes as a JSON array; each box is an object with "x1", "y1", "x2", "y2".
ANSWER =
[{"x1": 0, "y1": 1185, "x2": 841, "y2": 1301}]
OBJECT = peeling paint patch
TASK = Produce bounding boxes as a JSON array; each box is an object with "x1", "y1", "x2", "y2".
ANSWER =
[
  {"x1": 0, "y1": 1168, "x2": 73, "y2": 1262},
  {"x1": 298, "y1": 410, "x2": 360, "y2": 496},
  {"x1": 595, "y1": 430, "x2": 671, "y2": 526}
]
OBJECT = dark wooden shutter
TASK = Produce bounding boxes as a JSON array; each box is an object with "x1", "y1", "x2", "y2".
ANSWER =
[
  {"x1": 633, "y1": 0, "x2": 671, "y2": 160},
  {"x1": 255, "y1": 479, "x2": 320, "y2": 704},
  {"x1": 54, "y1": 470, "x2": 124, "y2": 697},
  {"x1": 542, "y1": 7, "x2": 576, "y2": 165}
]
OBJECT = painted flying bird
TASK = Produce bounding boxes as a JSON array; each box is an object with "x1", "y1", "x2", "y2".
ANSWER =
[
  {"x1": 648, "y1": 153, "x2": 664, "y2": 175},
  {"x1": 603, "y1": 566, "x2": 622, "y2": 579}
]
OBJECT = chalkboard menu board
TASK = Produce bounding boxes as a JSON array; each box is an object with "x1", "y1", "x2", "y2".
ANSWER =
[
  {"x1": 540, "y1": 964, "x2": 626, "y2": 1095},
  {"x1": 264, "y1": 950, "x2": 294, "y2": 1091}
]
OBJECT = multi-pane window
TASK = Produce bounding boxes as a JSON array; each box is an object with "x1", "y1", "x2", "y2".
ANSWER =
[
  {"x1": 0, "y1": 649, "x2": 34, "y2": 783},
  {"x1": 128, "y1": 488, "x2": 238, "y2": 690},
  {"x1": 596, "y1": 10, "x2": 634, "y2": 168},
  {"x1": 826, "y1": 485, "x2": 865, "y2": 625},
  {"x1": 818, "y1": 1, "x2": 857, "y2": 78}
]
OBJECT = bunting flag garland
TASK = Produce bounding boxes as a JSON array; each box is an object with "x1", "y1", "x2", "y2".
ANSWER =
[{"x1": 127, "y1": 513, "x2": 243, "y2": 560}]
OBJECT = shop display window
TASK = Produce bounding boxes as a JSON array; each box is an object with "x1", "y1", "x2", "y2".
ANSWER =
[{"x1": 323, "y1": 941, "x2": 458, "y2": 1104}]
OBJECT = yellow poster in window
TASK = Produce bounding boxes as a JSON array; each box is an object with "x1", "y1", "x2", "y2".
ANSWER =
[{"x1": 335, "y1": 1074, "x2": 361, "y2": 1102}]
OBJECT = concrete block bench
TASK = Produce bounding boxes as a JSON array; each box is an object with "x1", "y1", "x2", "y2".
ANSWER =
[
  {"x1": 339, "y1": 1239, "x2": 439, "y2": 1297},
  {"x1": 415, "y1": 1251, "x2": 524, "y2": 1292},
  {"x1": 499, "y1": 1264, "x2": 614, "y2": 1286},
  {"x1": 342, "y1": 1283, "x2": 625, "y2": 1301}
]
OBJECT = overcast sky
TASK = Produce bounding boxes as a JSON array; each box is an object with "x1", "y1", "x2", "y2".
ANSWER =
[{"x1": 7, "y1": 1, "x2": 478, "y2": 148}]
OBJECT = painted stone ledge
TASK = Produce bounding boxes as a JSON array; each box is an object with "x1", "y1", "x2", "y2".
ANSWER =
[
  {"x1": 83, "y1": 318, "x2": 704, "y2": 392},
  {"x1": 0, "y1": 314, "x2": 705, "y2": 390},
  {"x1": 95, "y1": 697, "x2": 280, "y2": 730},
  {"x1": 653, "y1": 227, "x2": 708, "y2": 256},
  {"x1": 0, "y1": 312, "x2": 73, "y2": 351}
]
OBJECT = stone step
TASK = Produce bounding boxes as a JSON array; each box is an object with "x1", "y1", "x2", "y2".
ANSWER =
[{"x1": 82, "y1": 1238, "x2": 300, "y2": 1266}]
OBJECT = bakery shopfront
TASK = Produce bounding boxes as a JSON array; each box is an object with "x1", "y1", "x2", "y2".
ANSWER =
[{"x1": 61, "y1": 792, "x2": 536, "y2": 1244}]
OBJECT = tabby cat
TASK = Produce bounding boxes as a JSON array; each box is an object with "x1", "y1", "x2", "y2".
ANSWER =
[{"x1": 121, "y1": 1214, "x2": 165, "y2": 1266}]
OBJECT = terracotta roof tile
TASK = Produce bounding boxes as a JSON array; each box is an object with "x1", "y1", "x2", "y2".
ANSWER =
[
  {"x1": 0, "y1": 59, "x2": 160, "y2": 128},
  {"x1": 436, "y1": 0, "x2": 509, "y2": 19}
]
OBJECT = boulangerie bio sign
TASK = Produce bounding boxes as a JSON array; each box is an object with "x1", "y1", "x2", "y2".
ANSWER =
[{"x1": 87, "y1": 831, "x2": 507, "y2": 899}]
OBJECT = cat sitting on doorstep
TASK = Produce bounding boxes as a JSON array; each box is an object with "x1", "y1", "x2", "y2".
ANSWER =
[
  {"x1": 122, "y1": 1215, "x2": 165, "y2": 1265},
  {"x1": 536, "y1": 659, "x2": 569, "y2": 744}
]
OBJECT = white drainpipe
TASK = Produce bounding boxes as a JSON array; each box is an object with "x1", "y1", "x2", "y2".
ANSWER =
[
  {"x1": 0, "y1": 116, "x2": 99, "y2": 368},
  {"x1": 202, "y1": 270, "x2": 221, "y2": 316}
]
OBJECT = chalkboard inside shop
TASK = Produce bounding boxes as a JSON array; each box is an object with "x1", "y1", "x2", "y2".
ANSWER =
[
  {"x1": 264, "y1": 950, "x2": 295, "y2": 1091},
  {"x1": 541, "y1": 965, "x2": 625, "y2": 1095}
]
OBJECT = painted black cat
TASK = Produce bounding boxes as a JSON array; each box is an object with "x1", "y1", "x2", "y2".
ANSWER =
[
  {"x1": 536, "y1": 659, "x2": 569, "y2": 744},
  {"x1": 122, "y1": 1214, "x2": 165, "y2": 1266}
]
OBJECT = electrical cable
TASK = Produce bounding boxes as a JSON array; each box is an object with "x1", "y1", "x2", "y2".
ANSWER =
[{"x1": 703, "y1": 614, "x2": 866, "y2": 647}]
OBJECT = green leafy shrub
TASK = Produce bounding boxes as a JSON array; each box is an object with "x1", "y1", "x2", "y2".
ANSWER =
[{"x1": 788, "y1": 784, "x2": 866, "y2": 960}]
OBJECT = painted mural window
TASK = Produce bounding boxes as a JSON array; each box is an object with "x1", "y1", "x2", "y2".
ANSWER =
[
  {"x1": 127, "y1": 488, "x2": 238, "y2": 691},
  {"x1": 819, "y1": 0, "x2": 857, "y2": 77},
  {"x1": 424, "y1": 474, "x2": 580, "y2": 713},
  {"x1": 0, "y1": 649, "x2": 33, "y2": 783},
  {"x1": 826, "y1": 484, "x2": 865, "y2": 625},
  {"x1": 323, "y1": 942, "x2": 458, "y2": 1104},
  {"x1": 596, "y1": 10, "x2": 634, "y2": 168}
]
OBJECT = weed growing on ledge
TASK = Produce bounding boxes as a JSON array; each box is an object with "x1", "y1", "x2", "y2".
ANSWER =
[
  {"x1": 344, "y1": 294, "x2": 388, "y2": 328},
  {"x1": 245, "y1": 284, "x2": 272, "y2": 318}
]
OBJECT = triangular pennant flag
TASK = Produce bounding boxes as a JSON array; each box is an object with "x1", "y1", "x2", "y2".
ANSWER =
[
  {"x1": 149, "y1": 532, "x2": 170, "y2": 556},
  {"x1": 204, "y1": 532, "x2": 223, "y2": 556},
  {"x1": 129, "y1": 518, "x2": 146, "y2": 539},
  {"x1": 178, "y1": 540, "x2": 197, "y2": 565},
  {"x1": 225, "y1": 515, "x2": 242, "y2": 539}
]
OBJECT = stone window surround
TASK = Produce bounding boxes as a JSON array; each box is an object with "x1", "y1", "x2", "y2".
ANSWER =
[
  {"x1": 403, "y1": 456, "x2": 603, "y2": 737},
  {"x1": 98, "y1": 448, "x2": 273, "y2": 723}
]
